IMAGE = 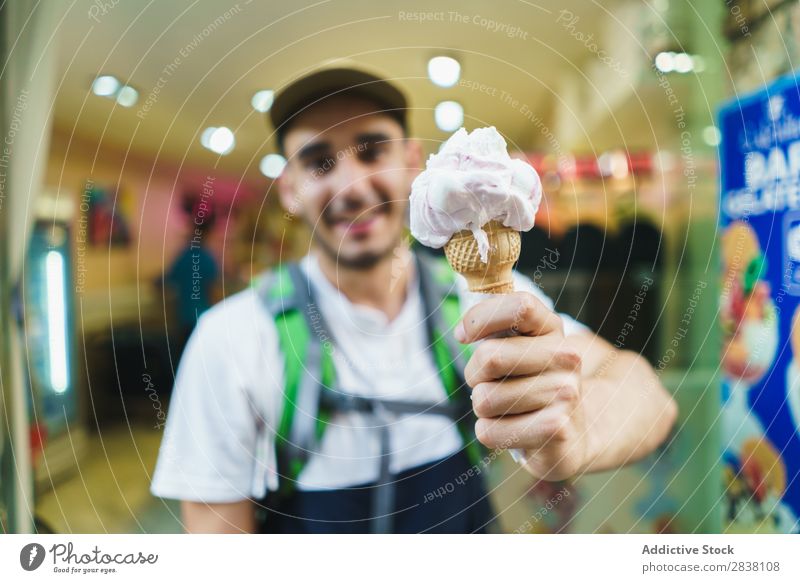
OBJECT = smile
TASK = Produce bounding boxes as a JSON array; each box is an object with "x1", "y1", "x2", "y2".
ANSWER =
[{"x1": 332, "y1": 209, "x2": 385, "y2": 235}]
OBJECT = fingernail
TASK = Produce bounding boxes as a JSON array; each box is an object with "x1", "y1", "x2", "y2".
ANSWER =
[{"x1": 454, "y1": 322, "x2": 466, "y2": 343}]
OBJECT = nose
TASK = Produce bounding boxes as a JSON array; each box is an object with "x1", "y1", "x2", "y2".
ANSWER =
[{"x1": 329, "y1": 151, "x2": 372, "y2": 200}]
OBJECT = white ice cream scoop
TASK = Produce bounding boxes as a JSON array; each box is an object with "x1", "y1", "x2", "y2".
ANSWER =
[{"x1": 409, "y1": 126, "x2": 542, "y2": 263}]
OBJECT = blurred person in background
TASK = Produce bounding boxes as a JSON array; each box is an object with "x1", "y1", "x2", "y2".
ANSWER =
[{"x1": 163, "y1": 192, "x2": 220, "y2": 350}]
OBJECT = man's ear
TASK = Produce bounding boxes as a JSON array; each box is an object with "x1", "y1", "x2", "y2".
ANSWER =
[
  {"x1": 404, "y1": 138, "x2": 424, "y2": 181},
  {"x1": 276, "y1": 165, "x2": 299, "y2": 217}
]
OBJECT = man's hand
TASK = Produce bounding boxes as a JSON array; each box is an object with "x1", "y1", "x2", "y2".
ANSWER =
[{"x1": 456, "y1": 292, "x2": 591, "y2": 481}]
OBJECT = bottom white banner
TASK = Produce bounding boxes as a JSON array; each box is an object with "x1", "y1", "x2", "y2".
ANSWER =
[{"x1": 1, "y1": 534, "x2": 798, "y2": 582}]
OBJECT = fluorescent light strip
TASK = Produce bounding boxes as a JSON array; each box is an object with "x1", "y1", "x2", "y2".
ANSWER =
[{"x1": 45, "y1": 250, "x2": 69, "y2": 393}]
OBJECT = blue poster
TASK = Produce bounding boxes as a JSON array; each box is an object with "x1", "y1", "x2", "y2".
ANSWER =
[{"x1": 718, "y1": 71, "x2": 800, "y2": 533}]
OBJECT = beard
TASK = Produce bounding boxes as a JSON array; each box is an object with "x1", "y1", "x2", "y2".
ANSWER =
[
  {"x1": 311, "y1": 226, "x2": 400, "y2": 270},
  {"x1": 308, "y1": 192, "x2": 406, "y2": 270}
]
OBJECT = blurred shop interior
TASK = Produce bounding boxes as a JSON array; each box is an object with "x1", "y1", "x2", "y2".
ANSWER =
[{"x1": 1, "y1": 0, "x2": 797, "y2": 533}]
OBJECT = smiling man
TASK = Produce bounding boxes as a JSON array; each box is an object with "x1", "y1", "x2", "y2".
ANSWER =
[{"x1": 150, "y1": 66, "x2": 678, "y2": 534}]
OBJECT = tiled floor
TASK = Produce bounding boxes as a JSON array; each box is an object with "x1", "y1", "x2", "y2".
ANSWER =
[{"x1": 36, "y1": 423, "x2": 182, "y2": 533}]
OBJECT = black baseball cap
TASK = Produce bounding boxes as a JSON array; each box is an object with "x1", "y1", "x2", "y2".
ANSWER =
[{"x1": 269, "y1": 66, "x2": 408, "y2": 151}]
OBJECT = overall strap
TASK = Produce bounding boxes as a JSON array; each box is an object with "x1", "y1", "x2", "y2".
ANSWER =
[
  {"x1": 416, "y1": 252, "x2": 472, "y2": 392},
  {"x1": 256, "y1": 264, "x2": 335, "y2": 491},
  {"x1": 416, "y1": 253, "x2": 484, "y2": 468},
  {"x1": 282, "y1": 263, "x2": 333, "y2": 482}
]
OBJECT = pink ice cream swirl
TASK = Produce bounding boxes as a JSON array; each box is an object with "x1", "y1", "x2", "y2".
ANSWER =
[{"x1": 409, "y1": 126, "x2": 542, "y2": 263}]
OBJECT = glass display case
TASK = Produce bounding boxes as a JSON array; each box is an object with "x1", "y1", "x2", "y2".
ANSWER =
[{"x1": 23, "y1": 218, "x2": 84, "y2": 490}]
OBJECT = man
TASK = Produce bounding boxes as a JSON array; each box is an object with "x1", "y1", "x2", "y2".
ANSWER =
[
  {"x1": 151, "y1": 67, "x2": 677, "y2": 533},
  {"x1": 163, "y1": 193, "x2": 219, "y2": 351}
]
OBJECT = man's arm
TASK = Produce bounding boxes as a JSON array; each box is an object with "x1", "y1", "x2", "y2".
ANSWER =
[
  {"x1": 148, "y1": 287, "x2": 286, "y2": 534},
  {"x1": 181, "y1": 500, "x2": 256, "y2": 534},
  {"x1": 563, "y1": 330, "x2": 678, "y2": 473},
  {"x1": 457, "y1": 292, "x2": 678, "y2": 481}
]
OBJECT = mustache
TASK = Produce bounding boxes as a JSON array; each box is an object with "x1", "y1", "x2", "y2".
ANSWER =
[{"x1": 322, "y1": 191, "x2": 392, "y2": 224}]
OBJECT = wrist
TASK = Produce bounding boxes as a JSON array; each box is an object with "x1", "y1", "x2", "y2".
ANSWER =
[{"x1": 574, "y1": 376, "x2": 606, "y2": 475}]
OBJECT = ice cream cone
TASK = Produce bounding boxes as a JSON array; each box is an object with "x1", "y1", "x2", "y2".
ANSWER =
[{"x1": 444, "y1": 220, "x2": 521, "y2": 294}]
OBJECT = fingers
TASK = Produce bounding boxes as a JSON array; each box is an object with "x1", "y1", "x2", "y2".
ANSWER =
[
  {"x1": 464, "y1": 335, "x2": 582, "y2": 387},
  {"x1": 471, "y1": 372, "x2": 579, "y2": 418},
  {"x1": 457, "y1": 292, "x2": 563, "y2": 343},
  {"x1": 474, "y1": 405, "x2": 573, "y2": 451},
  {"x1": 475, "y1": 409, "x2": 586, "y2": 480}
]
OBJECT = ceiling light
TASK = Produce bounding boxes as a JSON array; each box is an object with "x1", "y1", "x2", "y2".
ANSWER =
[
  {"x1": 92, "y1": 75, "x2": 120, "y2": 97},
  {"x1": 703, "y1": 125, "x2": 721, "y2": 146},
  {"x1": 597, "y1": 151, "x2": 629, "y2": 179},
  {"x1": 115, "y1": 85, "x2": 138, "y2": 107},
  {"x1": 652, "y1": 150, "x2": 676, "y2": 172},
  {"x1": 673, "y1": 52, "x2": 694, "y2": 73},
  {"x1": 655, "y1": 51, "x2": 698, "y2": 74},
  {"x1": 434, "y1": 101, "x2": 463, "y2": 132},
  {"x1": 654, "y1": 52, "x2": 675, "y2": 73},
  {"x1": 428, "y1": 56, "x2": 461, "y2": 88},
  {"x1": 200, "y1": 127, "x2": 217, "y2": 149},
  {"x1": 202, "y1": 126, "x2": 235, "y2": 155},
  {"x1": 260, "y1": 154, "x2": 287, "y2": 178},
  {"x1": 251, "y1": 90, "x2": 275, "y2": 113}
]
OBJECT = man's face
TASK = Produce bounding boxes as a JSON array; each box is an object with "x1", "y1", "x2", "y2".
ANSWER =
[{"x1": 278, "y1": 96, "x2": 422, "y2": 269}]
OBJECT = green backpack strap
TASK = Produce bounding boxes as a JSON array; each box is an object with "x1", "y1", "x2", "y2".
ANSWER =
[
  {"x1": 417, "y1": 254, "x2": 483, "y2": 469},
  {"x1": 259, "y1": 264, "x2": 336, "y2": 494}
]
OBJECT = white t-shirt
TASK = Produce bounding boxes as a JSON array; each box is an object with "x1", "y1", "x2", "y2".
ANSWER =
[{"x1": 150, "y1": 254, "x2": 588, "y2": 503}]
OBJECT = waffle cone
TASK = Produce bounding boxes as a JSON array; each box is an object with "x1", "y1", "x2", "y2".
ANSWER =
[{"x1": 444, "y1": 220, "x2": 520, "y2": 293}]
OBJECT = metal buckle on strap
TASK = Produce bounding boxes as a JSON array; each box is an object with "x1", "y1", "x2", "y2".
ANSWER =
[
  {"x1": 319, "y1": 389, "x2": 372, "y2": 414},
  {"x1": 320, "y1": 387, "x2": 464, "y2": 419}
]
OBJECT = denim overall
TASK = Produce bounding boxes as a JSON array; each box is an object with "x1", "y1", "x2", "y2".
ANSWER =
[{"x1": 256, "y1": 254, "x2": 495, "y2": 533}]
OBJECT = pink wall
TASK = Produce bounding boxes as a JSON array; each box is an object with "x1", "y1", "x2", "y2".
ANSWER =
[{"x1": 45, "y1": 127, "x2": 262, "y2": 294}]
